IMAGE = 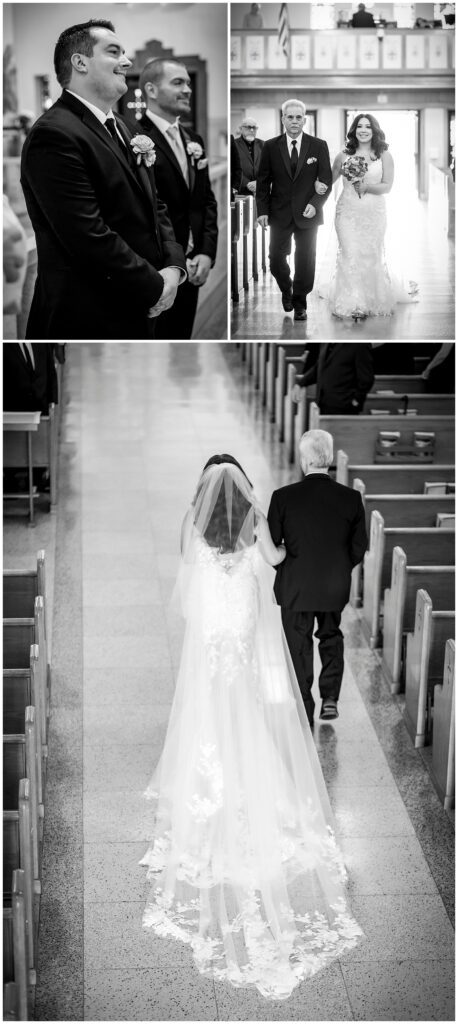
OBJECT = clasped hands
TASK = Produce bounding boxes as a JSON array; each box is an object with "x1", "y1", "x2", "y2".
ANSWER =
[{"x1": 148, "y1": 267, "x2": 181, "y2": 318}]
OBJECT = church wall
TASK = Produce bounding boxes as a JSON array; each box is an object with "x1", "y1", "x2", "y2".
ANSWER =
[{"x1": 230, "y1": 3, "x2": 436, "y2": 29}]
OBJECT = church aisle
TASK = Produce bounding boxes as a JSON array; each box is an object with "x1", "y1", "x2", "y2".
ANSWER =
[
  {"x1": 231, "y1": 196, "x2": 455, "y2": 342},
  {"x1": 32, "y1": 342, "x2": 454, "y2": 1022}
]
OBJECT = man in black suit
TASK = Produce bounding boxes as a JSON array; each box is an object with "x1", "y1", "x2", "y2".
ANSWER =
[
  {"x1": 256, "y1": 100, "x2": 332, "y2": 321},
  {"x1": 351, "y1": 4, "x2": 376, "y2": 27},
  {"x1": 3, "y1": 343, "x2": 57, "y2": 414},
  {"x1": 296, "y1": 343, "x2": 374, "y2": 414},
  {"x1": 21, "y1": 19, "x2": 186, "y2": 340},
  {"x1": 136, "y1": 57, "x2": 218, "y2": 340},
  {"x1": 268, "y1": 429, "x2": 368, "y2": 726},
  {"x1": 234, "y1": 119, "x2": 264, "y2": 198}
]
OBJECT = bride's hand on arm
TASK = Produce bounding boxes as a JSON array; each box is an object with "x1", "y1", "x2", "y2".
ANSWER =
[
  {"x1": 254, "y1": 512, "x2": 286, "y2": 566},
  {"x1": 314, "y1": 179, "x2": 328, "y2": 196}
]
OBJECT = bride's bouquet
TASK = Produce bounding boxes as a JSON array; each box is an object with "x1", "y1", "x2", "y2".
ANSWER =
[{"x1": 341, "y1": 155, "x2": 368, "y2": 198}]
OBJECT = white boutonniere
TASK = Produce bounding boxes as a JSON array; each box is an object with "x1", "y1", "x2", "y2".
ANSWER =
[
  {"x1": 196, "y1": 158, "x2": 208, "y2": 170},
  {"x1": 186, "y1": 141, "x2": 204, "y2": 164},
  {"x1": 130, "y1": 135, "x2": 156, "y2": 167},
  {"x1": 307, "y1": 156, "x2": 317, "y2": 164}
]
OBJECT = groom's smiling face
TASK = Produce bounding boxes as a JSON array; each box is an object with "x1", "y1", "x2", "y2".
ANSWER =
[{"x1": 80, "y1": 27, "x2": 131, "y2": 107}]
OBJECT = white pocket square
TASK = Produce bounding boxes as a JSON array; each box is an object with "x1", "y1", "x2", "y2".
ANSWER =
[{"x1": 307, "y1": 157, "x2": 317, "y2": 164}]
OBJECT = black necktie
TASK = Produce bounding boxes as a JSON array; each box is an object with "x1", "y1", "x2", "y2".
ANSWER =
[
  {"x1": 290, "y1": 139, "x2": 298, "y2": 176},
  {"x1": 105, "y1": 117, "x2": 124, "y2": 150}
]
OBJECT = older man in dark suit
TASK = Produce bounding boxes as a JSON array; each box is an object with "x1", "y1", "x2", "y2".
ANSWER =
[
  {"x1": 256, "y1": 100, "x2": 332, "y2": 321},
  {"x1": 21, "y1": 19, "x2": 186, "y2": 340},
  {"x1": 234, "y1": 119, "x2": 264, "y2": 198},
  {"x1": 296, "y1": 343, "x2": 375, "y2": 415},
  {"x1": 268, "y1": 428, "x2": 368, "y2": 726},
  {"x1": 136, "y1": 57, "x2": 218, "y2": 339}
]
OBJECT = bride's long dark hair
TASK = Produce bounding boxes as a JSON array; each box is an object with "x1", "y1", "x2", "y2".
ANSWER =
[
  {"x1": 199, "y1": 454, "x2": 254, "y2": 554},
  {"x1": 345, "y1": 114, "x2": 388, "y2": 158}
]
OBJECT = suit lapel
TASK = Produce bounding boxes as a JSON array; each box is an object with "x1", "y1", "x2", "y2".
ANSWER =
[
  {"x1": 62, "y1": 94, "x2": 155, "y2": 214},
  {"x1": 141, "y1": 117, "x2": 189, "y2": 189},
  {"x1": 179, "y1": 126, "x2": 195, "y2": 192},
  {"x1": 279, "y1": 134, "x2": 292, "y2": 179},
  {"x1": 296, "y1": 132, "x2": 311, "y2": 179},
  {"x1": 115, "y1": 117, "x2": 156, "y2": 211}
]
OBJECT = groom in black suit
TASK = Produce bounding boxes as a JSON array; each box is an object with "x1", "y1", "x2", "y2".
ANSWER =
[
  {"x1": 136, "y1": 57, "x2": 218, "y2": 339},
  {"x1": 256, "y1": 100, "x2": 332, "y2": 320},
  {"x1": 21, "y1": 19, "x2": 186, "y2": 340},
  {"x1": 268, "y1": 429, "x2": 368, "y2": 726}
]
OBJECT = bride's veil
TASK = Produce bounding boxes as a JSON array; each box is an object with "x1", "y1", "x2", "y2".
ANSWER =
[{"x1": 171, "y1": 461, "x2": 259, "y2": 616}]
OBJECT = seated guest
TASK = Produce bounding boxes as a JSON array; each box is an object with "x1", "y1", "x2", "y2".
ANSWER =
[
  {"x1": 3, "y1": 342, "x2": 60, "y2": 493},
  {"x1": 421, "y1": 343, "x2": 455, "y2": 393},
  {"x1": 351, "y1": 4, "x2": 375, "y2": 27},
  {"x1": 234, "y1": 119, "x2": 264, "y2": 199},
  {"x1": 243, "y1": 4, "x2": 263, "y2": 29},
  {"x1": 136, "y1": 57, "x2": 218, "y2": 340},
  {"x1": 3, "y1": 343, "x2": 58, "y2": 414}
]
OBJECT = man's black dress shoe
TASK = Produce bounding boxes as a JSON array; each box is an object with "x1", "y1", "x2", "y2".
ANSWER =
[
  {"x1": 281, "y1": 290, "x2": 294, "y2": 312},
  {"x1": 319, "y1": 699, "x2": 339, "y2": 720},
  {"x1": 294, "y1": 306, "x2": 307, "y2": 321}
]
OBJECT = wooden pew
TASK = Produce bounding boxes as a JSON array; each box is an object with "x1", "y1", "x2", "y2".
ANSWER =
[
  {"x1": 431, "y1": 639, "x2": 455, "y2": 810},
  {"x1": 309, "y1": 403, "x2": 455, "y2": 465},
  {"x1": 363, "y1": 394, "x2": 454, "y2": 416},
  {"x1": 336, "y1": 450, "x2": 455, "y2": 492},
  {"x1": 3, "y1": 982, "x2": 19, "y2": 1020},
  {"x1": 358, "y1": 490, "x2": 455, "y2": 530},
  {"x1": 404, "y1": 590, "x2": 455, "y2": 749},
  {"x1": 3, "y1": 869, "x2": 30, "y2": 1021},
  {"x1": 275, "y1": 345, "x2": 307, "y2": 443},
  {"x1": 349, "y1": 484, "x2": 455, "y2": 606},
  {"x1": 231, "y1": 200, "x2": 244, "y2": 302},
  {"x1": 3, "y1": 707, "x2": 42, "y2": 879},
  {"x1": 373, "y1": 375, "x2": 427, "y2": 394},
  {"x1": 381, "y1": 546, "x2": 455, "y2": 691},
  {"x1": 3, "y1": 777, "x2": 38, "y2": 974},
  {"x1": 362, "y1": 511, "x2": 455, "y2": 647},
  {"x1": 4, "y1": 404, "x2": 58, "y2": 510},
  {"x1": 3, "y1": 549, "x2": 47, "y2": 647},
  {"x1": 3, "y1": 601, "x2": 48, "y2": 765}
]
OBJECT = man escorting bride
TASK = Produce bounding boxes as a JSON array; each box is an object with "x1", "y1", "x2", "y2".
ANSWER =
[
  {"x1": 140, "y1": 435, "x2": 366, "y2": 1001},
  {"x1": 257, "y1": 105, "x2": 417, "y2": 324}
]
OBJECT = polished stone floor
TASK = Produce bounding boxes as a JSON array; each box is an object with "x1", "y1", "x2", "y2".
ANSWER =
[
  {"x1": 231, "y1": 195, "x2": 455, "y2": 342},
  {"x1": 3, "y1": 342, "x2": 454, "y2": 1021}
]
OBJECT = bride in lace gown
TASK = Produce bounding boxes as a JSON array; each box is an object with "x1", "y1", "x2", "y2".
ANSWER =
[
  {"x1": 317, "y1": 113, "x2": 412, "y2": 319},
  {"x1": 140, "y1": 455, "x2": 363, "y2": 1000}
]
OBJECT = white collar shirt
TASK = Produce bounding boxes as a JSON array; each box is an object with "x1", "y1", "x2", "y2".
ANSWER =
[
  {"x1": 65, "y1": 90, "x2": 125, "y2": 143},
  {"x1": 286, "y1": 132, "x2": 303, "y2": 158}
]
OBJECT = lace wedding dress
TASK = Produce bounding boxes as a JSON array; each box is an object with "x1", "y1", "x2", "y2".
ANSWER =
[
  {"x1": 328, "y1": 157, "x2": 400, "y2": 318},
  {"x1": 140, "y1": 466, "x2": 362, "y2": 1001}
]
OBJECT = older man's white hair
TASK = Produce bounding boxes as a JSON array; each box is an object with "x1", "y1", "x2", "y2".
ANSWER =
[
  {"x1": 299, "y1": 429, "x2": 333, "y2": 469},
  {"x1": 282, "y1": 99, "x2": 306, "y2": 116}
]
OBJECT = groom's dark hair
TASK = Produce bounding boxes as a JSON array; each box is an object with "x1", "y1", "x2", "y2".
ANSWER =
[{"x1": 54, "y1": 19, "x2": 116, "y2": 88}]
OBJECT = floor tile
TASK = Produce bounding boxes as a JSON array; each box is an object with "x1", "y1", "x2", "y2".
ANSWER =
[
  {"x1": 83, "y1": 703, "x2": 168, "y2": 748},
  {"x1": 341, "y1": 894, "x2": 455, "y2": 963},
  {"x1": 213, "y1": 961, "x2": 353, "y2": 1020},
  {"x1": 82, "y1": 604, "x2": 165, "y2": 637},
  {"x1": 341, "y1": 958, "x2": 455, "y2": 1021},
  {"x1": 330, "y1": 785, "x2": 416, "y2": 837},
  {"x1": 341, "y1": 836, "x2": 439, "y2": 895},
  {"x1": 84, "y1": 965, "x2": 218, "y2": 1020},
  {"x1": 83, "y1": 665, "x2": 174, "y2": 706},
  {"x1": 83, "y1": 634, "x2": 170, "y2": 670},
  {"x1": 84, "y1": 841, "x2": 150, "y2": 903}
]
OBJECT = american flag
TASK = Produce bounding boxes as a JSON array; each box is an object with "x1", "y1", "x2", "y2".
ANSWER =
[{"x1": 278, "y1": 2, "x2": 290, "y2": 57}]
